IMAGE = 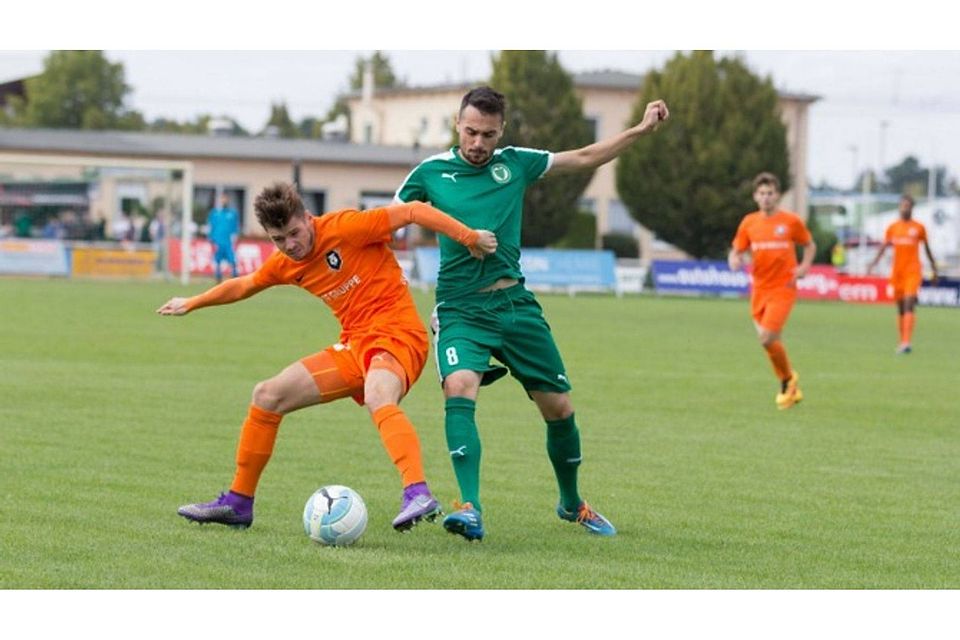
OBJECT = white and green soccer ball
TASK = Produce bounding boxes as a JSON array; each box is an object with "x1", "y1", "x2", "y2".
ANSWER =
[{"x1": 303, "y1": 485, "x2": 368, "y2": 547}]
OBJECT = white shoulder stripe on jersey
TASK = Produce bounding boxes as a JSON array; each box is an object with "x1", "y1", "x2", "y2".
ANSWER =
[
  {"x1": 540, "y1": 152, "x2": 555, "y2": 179},
  {"x1": 500, "y1": 145, "x2": 553, "y2": 180},
  {"x1": 393, "y1": 149, "x2": 456, "y2": 202},
  {"x1": 507, "y1": 145, "x2": 550, "y2": 155}
]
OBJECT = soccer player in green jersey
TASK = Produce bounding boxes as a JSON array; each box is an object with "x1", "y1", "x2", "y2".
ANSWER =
[{"x1": 395, "y1": 86, "x2": 669, "y2": 540}]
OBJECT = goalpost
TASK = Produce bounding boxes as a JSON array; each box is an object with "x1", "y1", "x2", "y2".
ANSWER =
[{"x1": 0, "y1": 152, "x2": 194, "y2": 284}]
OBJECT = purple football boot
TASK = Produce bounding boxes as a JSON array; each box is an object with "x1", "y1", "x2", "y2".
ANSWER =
[
  {"x1": 392, "y1": 482, "x2": 442, "y2": 532},
  {"x1": 177, "y1": 491, "x2": 254, "y2": 529}
]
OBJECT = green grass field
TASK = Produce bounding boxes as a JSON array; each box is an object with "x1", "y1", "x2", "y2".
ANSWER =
[{"x1": 1, "y1": 277, "x2": 958, "y2": 589}]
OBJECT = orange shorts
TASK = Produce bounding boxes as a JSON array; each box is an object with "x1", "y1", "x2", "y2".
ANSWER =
[
  {"x1": 300, "y1": 324, "x2": 428, "y2": 406},
  {"x1": 890, "y1": 273, "x2": 922, "y2": 300},
  {"x1": 751, "y1": 287, "x2": 797, "y2": 333}
]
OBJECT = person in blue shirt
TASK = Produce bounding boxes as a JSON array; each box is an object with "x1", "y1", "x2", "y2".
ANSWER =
[{"x1": 208, "y1": 193, "x2": 240, "y2": 282}]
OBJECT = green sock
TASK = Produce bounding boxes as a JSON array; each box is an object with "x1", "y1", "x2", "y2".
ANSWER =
[
  {"x1": 546, "y1": 414, "x2": 583, "y2": 512},
  {"x1": 445, "y1": 397, "x2": 482, "y2": 512}
]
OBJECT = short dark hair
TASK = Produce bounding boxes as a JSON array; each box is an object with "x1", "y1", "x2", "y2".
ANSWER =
[
  {"x1": 752, "y1": 172, "x2": 781, "y2": 192},
  {"x1": 459, "y1": 86, "x2": 506, "y2": 118},
  {"x1": 900, "y1": 194, "x2": 915, "y2": 206},
  {"x1": 254, "y1": 182, "x2": 305, "y2": 230}
]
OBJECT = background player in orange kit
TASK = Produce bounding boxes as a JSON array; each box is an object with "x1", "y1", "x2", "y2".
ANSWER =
[
  {"x1": 157, "y1": 182, "x2": 497, "y2": 531},
  {"x1": 867, "y1": 194, "x2": 939, "y2": 354},
  {"x1": 728, "y1": 172, "x2": 816, "y2": 410}
]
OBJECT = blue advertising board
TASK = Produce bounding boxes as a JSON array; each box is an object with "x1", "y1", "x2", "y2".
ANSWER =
[
  {"x1": 0, "y1": 239, "x2": 69, "y2": 276},
  {"x1": 651, "y1": 260, "x2": 750, "y2": 296},
  {"x1": 413, "y1": 247, "x2": 617, "y2": 291},
  {"x1": 919, "y1": 278, "x2": 960, "y2": 307}
]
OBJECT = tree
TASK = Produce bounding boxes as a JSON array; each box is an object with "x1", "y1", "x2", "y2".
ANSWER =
[
  {"x1": 298, "y1": 116, "x2": 324, "y2": 139},
  {"x1": 883, "y1": 155, "x2": 948, "y2": 197},
  {"x1": 489, "y1": 50, "x2": 594, "y2": 246},
  {"x1": 617, "y1": 51, "x2": 790, "y2": 259},
  {"x1": 6, "y1": 50, "x2": 144, "y2": 130},
  {"x1": 805, "y1": 209, "x2": 838, "y2": 265},
  {"x1": 322, "y1": 51, "x2": 405, "y2": 140},
  {"x1": 261, "y1": 102, "x2": 299, "y2": 138},
  {"x1": 348, "y1": 51, "x2": 402, "y2": 91},
  {"x1": 148, "y1": 114, "x2": 248, "y2": 136}
]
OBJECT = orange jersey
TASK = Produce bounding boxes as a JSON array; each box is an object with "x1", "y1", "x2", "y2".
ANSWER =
[
  {"x1": 732, "y1": 210, "x2": 812, "y2": 291},
  {"x1": 885, "y1": 219, "x2": 927, "y2": 280},
  {"x1": 253, "y1": 208, "x2": 421, "y2": 341}
]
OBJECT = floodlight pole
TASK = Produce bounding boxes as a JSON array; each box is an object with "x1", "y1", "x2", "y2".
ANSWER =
[
  {"x1": 180, "y1": 164, "x2": 194, "y2": 285},
  {"x1": 859, "y1": 170, "x2": 870, "y2": 274}
]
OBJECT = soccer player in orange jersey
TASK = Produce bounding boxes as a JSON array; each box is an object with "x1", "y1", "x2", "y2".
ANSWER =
[
  {"x1": 728, "y1": 172, "x2": 816, "y2": 410},
  {"x1": 157, "y1": 182, "x2": 497, "y2": 531},
  {"x1": 867, "y1": 194, "x2": 939, "y2": 354}
]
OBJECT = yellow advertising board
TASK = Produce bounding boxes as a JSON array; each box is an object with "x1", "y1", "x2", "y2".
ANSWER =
[{"x1": 71, "y1": 247, "x2": 157, "y2": 278}]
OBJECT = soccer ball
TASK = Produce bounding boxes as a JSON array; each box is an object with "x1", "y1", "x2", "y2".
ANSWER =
[{"x1": 302, "y1": 485, "x2": 368, "y2": 547}]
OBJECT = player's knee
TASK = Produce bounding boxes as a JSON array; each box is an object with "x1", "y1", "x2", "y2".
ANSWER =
[
  {"x1": 758, "y1": 331, "x2": 778, "y2": 348},
  {"x1": 443, "y1": 372, "x2": 480, "y2": 399},
  {"x1": 538, "y1": 393, "x2": 573, "y2": 421},
  {"x1": 252, "y1": 379, "x2": 283, "y2": 413},
  {"x1": 362, "y1": 382, "x2": 399, "y2": 412}
]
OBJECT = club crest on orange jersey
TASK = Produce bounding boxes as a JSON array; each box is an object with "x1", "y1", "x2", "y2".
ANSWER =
[
  {"x1": 326, "y1": 249, "x2": 342, "y2": 271},
  {"x1": 775, "y1": 224, "x2": 787, "y2": 236}
]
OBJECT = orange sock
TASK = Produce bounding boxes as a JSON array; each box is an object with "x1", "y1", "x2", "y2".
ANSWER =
[
  {"x1": 764, "y1": 340, "x2": 792, "y2": 382},
  {"x1": 901, "y1": 312, "x2": 916, "y2": 345},
  {"x1": 230, "y1": 404, "x2": 282, "y2": 497},
  {"x1": 372, "y1": 404, "x2": 426, "y2": 487}
]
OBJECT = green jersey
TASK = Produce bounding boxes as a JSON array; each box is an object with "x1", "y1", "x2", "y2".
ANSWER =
[{"x1": 395, "y1": 145, "x2": 552, "y2": 300}]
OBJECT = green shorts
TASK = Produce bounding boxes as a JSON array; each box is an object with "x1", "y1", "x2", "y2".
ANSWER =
[{"x1": 431, "y1": 284, "x2": 572, "y2": 393}]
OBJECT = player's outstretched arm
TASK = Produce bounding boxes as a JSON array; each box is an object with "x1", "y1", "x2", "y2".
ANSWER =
[
  {"x1": 156, "y1": 297, "x2": 190, "y2": 316},
  {"x1": 728, "y1": 248, "x2": 746, "y2": 272},
  {"x1": 156, "y1": 274, "x2": 267, "y2": 316},
  {"x1": 385, "y1": 202, "x2": 497, "y2": 259},
  {"x1": 923, "y1": 240, "x2": 939, "y2": 282},
  {"x1": 794, "y1": 241, "x2": 816, "y2": 280},
  {"x1": 551, "y1": 99, "x2": 669, "y2": 173},
  {"x1": 866, "y1": 243, "x2": 889, "y2": 274}
]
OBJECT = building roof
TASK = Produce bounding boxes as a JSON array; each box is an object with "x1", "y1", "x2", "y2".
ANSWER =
[
  {"x1": 776, "y1": 91, "x2": 820, "y2": 104},
  {"x1": 0, "y1": 127, "x2": 442, "y2": 166},
  {"x1": 344, "y1": 69, "x2": 818, "y2": 102},
  {"x1": 344, "y1": 71, "x2": 647, "y2": 100},
  {"x1": 571, "y1": 70, "x2": 644, "y2": 90}
]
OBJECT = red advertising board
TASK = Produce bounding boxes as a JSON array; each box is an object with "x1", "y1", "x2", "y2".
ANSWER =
[
  {"x1": 836, "y1": 275, "x2": 894, "y2": 304},
  {"x1": 167, "y1": 239, "x2": 276, "y2": 277},
  {"x1": 796, "y1": 266, "x2": 841, "y2": 300},
  {"x1": 749, "y1": 264, "x2": 893, "y2": 304}
]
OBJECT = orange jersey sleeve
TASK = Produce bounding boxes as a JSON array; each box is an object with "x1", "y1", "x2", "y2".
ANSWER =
[
  {"x1": 790, "y1": 216, "x2": 813, "y2": 245},
  {"x1": 384, "y1": 201, "x2": 480, "y2": 248},
  {"x1": 185, "y1": 274, "x2": 268, "y2": 312},
  {"x1": 732, "y1": 216, "x2": 752, "y2": 252}
]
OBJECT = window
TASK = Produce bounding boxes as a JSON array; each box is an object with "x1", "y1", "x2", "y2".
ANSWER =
[
  {"x1": 359, "y1": 191, "x2": 394, "y2": 210},
  {"x1": 301, "y1": 190, "x2": 326, "y2": 215},
  {"x1": 361, "y1": 191, "x2": 406, "y2": 249},
  {"x1": 585, "y1": 116, "x2": 599, "y2": 142}
]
